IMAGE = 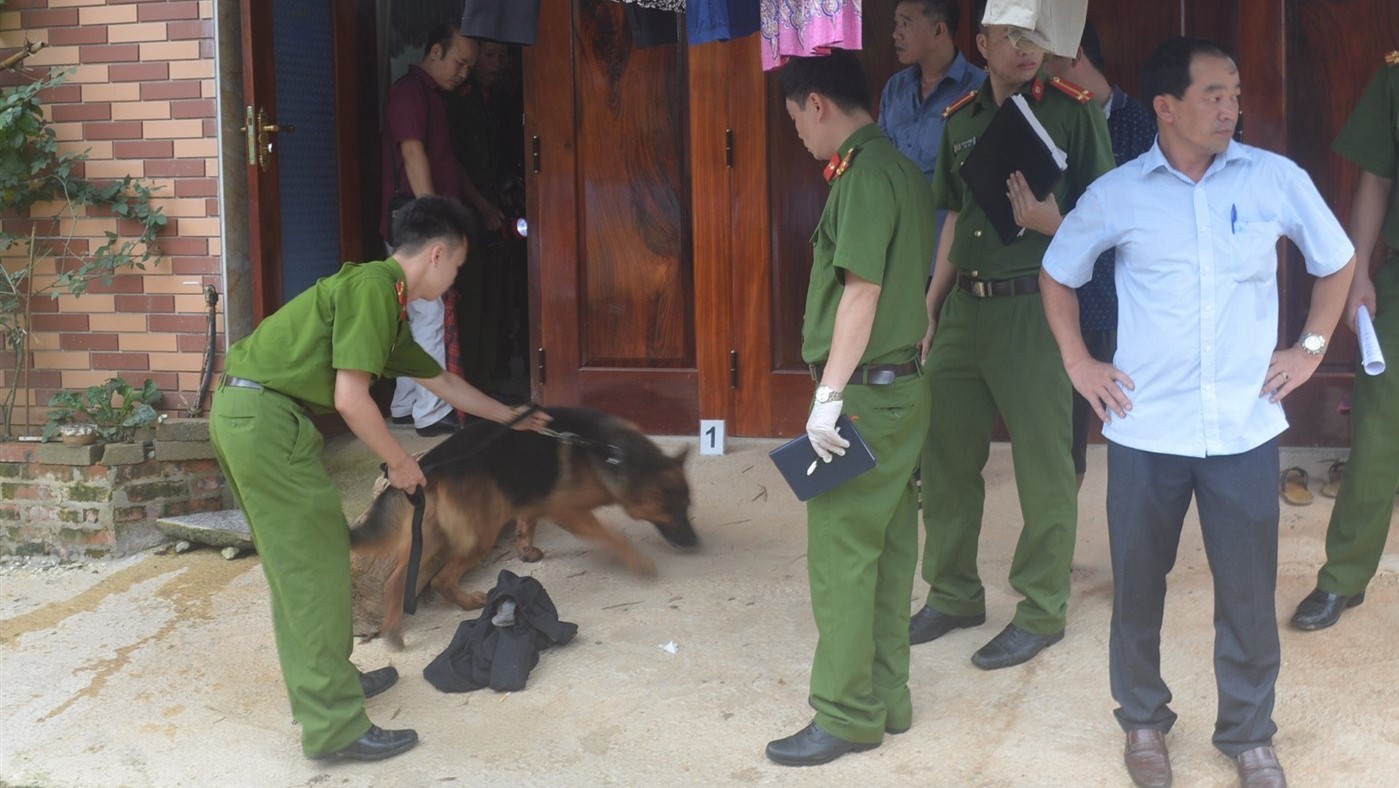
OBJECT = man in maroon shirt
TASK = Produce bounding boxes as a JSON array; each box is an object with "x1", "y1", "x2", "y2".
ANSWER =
[{"x1": 381, "y1": 23, "x2": 477, "y2": 436}]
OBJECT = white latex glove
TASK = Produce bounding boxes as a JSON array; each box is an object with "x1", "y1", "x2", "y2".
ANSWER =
[{"x1": 806, "y1": 399, "x2": 849, "y2": 463}]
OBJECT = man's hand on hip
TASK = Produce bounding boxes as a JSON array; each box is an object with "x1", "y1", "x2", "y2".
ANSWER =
[
  {"x1": 1067, "y1": 357, "x2": 1135, "y2": 423},
  {"x1": 1263, "y1": 346, "x2": 1323, "y2": 403}
]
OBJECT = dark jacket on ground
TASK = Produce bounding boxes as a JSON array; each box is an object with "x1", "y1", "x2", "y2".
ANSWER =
[{"x1": 423, "y1": 570, "x2": 577, "y2": 693}]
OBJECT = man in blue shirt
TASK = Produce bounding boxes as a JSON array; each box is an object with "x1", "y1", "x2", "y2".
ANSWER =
[
  {"x1": 1041, "y1": 37, "x2": 1354, "y2": 788},
  {"x1": 1042, "y1": 21, "x2": 1158, "y2": 488},
  {"x1": 877, "y1": 0, "x2": 983, "y2": 274}
]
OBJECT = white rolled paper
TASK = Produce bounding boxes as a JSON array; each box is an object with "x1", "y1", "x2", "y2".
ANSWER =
[{"x1": 1356, "y1": 306, "x2": 1386, "y2": 376}]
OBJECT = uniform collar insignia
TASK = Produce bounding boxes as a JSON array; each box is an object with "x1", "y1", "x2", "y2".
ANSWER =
[
  {"x1": 1048, "y1": 76, "x2": 1094, "y2": 104},
  {"x1": 396, "y1": 280, "x2": 408, "y2": 322},
  {"x1": 1031, "y1": 76, "x2": 1046, "y2": 102},
  {"x1": 942, "y1": 89, "x2": 979, "y2": 119},
  {"x1": 824, "y1": 146, "x2": 858, "y2": 183}
]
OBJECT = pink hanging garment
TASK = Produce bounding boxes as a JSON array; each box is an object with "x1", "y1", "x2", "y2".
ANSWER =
[{"x1": 761, "y1": 0, "x2": 863, "y2": 71}]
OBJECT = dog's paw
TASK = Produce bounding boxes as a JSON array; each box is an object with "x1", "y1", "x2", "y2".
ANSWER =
[
  {"x1": 385, "y1": 630, "x2": 405, "y2": 651},
  {"x1": 517, "y1": 545, "x2": 544, "y2": 563},
  {"x1": 625, "y1": 553, "x2": 658, "y2": 577},
  {"x1": 463, "y1": 590, "x2": 488, "y2": 609}
]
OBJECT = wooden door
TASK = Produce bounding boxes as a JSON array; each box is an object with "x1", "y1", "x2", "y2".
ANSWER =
[
  {"x1": 524, "y1": 0, "x2": 697, "y2": 434},
  {"x1": 239, "y1": 0, "x2": 284, "y2": 322},
  {"x1": 715, "y1": 0, "x2": 937, "y2": 437},
  {"x1": 1266, "y1": 0, "x2": 1399, "y2": 445}
]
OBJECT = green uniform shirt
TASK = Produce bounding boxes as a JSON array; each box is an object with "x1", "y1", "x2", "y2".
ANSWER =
[
  {"x1": 931, "y1": 72, "x2": 1115, "y2": 279},
  {"x1": 1333, "y1": 56, "x2": 1399, "y2": 254},
  {"x1": 225, "y1": 259, "x2": 442, "y2": 413},
  {"x1": 802, "y1": 124, "x2": 936, "y2": 365}
]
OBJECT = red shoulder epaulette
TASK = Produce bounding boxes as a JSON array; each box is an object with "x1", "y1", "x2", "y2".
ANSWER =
[
  {"x1": 1385, "y1": 50, "x2": 1399, "y2": 66},
  {"x1": 1049, "y1": 76, "x2": 1094, "y2": 104},
  {"x1": 942, "y1": 90, "x2": 978, "y2": 120}
]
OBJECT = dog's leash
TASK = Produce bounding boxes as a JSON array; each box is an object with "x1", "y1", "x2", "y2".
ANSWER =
[{"x1": 383, "y1": 403, "x2": 545, "y2": 617}]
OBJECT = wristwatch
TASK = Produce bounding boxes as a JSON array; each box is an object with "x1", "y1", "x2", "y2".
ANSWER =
[
  {"x1": 814, "y1": 385, "x2": 843, "y2": 404},
  {"x1": 1298, "y1": 332, "x2": 1327, "y2": 356}
]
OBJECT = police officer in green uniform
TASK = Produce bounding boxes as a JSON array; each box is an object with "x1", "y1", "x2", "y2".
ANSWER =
[
  {"x1": 907, "y1": 22, "x2": 1114, "y2": 669},
  {"x1": 764, "y1": 51, "x2": 935, "y2": 767},
  {"x1": 1292, "y1": 51, "x2": 1399, "y2": 631},
  {"x1": 209, "y1": 196, "x2": 549, "y2": 761}
]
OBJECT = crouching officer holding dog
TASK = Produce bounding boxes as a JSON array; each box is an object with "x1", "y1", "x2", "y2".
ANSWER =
[
  {"x1": 765, "y1": 51, "x2": 935, "y2": 767},
  {"x1": 209, "y1": 195, "x2": 548, "y2": 761}
]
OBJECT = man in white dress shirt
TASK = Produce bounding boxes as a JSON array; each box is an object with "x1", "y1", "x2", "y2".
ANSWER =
[{"x1": 1040, "y1": 37, "x2": 1355, "y2": 788}]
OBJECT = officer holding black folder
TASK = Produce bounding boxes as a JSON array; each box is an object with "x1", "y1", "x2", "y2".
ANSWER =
[
  {"x1": 764, "y1": 51, "x2": 935, "y2": 767},
  {"x1": 907, "y1": 20, "x2": 1114, "y2": 670}
]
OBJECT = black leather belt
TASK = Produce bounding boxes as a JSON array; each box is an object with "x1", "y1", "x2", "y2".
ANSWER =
[
  {"x1": 809, "y1": 360, "x2": 920, "y2": 386},
  {"x1": 957, "y1": 273, "x2": 1041, "y2": 298},
  {"x1": 223, "y1": 375, "x2": 264, "y2": 390}
]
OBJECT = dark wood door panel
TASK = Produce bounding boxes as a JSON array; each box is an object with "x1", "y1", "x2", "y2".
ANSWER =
[
  {"x1": 575, "y1": 369, "x2": 698, "y2": 434},
  {"x1": 524, "y1": 0, "x2": 696, "y2": 433},
  {"x1": 1278, "y1": 0, "x2": 1398, "y2": 445},
  {"x1": 574, "y1": 0, "x2": 693, "y2": 369}
]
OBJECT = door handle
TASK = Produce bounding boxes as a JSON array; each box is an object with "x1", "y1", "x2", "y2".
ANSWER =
[{"x1": 239, "y1": 106, "x2": 293, "y2": 171}]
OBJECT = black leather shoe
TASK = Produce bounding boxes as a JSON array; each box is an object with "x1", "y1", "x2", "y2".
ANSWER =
[
  {"x1": 765, "y1": 722, "x2": 878, "y2": 767},
  {"x1": 908, "y1": 605, "x2": 985, "y2": 645},
  {"x1": 312, "y1": 725, "x2": 418, "y2": 761},
  {"x1": 390, "y1": 415, "x2": 413, "y2": 426},
  {"x1": 971, "y1": 624, "x2": 1064, "y2": 670},
  {"x1": 1290, "y1": 587, "x2": 1364, "y2": 631},
  {"x1": 359, "y1": 666, "x2": 398, "y2": 699},
  {"x1": 415, "y1": 414, "x2": 460, "y2": 437}
]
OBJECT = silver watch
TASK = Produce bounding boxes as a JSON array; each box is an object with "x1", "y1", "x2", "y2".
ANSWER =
[
  {"x1": 814, "y1": 385, "x2": 843, "y2": 404},
  {"x1": 1298, "y1": 332, "x2": 1327, "y2": 356}
]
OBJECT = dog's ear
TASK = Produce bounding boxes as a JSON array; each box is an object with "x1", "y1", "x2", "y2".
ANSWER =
[{"x1": 672, "y1": 446, "x2": 690, "y2": 465}]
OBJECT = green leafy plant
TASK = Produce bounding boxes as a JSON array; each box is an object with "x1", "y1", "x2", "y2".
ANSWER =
[
  {"x1": 42, "y1": 377, "x2": 162, "y2": 444},
  {"x1": 1, "y1": 65, "x2": 167, "y2": 439}
]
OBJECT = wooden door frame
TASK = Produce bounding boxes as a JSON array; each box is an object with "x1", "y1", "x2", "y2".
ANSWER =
[
  {"x1": 331, "y1": 0, "x2": 381, "y2": 267},
  {"x1": 239, "y1": 0, "x2": 283, "y2": 323}
]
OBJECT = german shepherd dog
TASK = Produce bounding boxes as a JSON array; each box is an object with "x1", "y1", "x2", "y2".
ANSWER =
[{"x1": 350, "y1": 407, "x2": 697, "y2": 646}]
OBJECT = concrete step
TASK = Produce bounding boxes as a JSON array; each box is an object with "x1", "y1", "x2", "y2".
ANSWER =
[{"x1": 154, "y1": 509, "x2": 254, "y2": 551}]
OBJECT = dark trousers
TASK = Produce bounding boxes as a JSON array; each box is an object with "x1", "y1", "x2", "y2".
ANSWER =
[{"x1": 1106, "y1": 439, "x2": 1280, "y2": 757}]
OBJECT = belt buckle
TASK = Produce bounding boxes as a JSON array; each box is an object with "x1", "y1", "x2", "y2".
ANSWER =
[
  {"x1": 972, "y1": 279, "x2": 990, "y2": 298},
  {"x1": 867, "y1": 368, "x2": 895, "y2": 385}
]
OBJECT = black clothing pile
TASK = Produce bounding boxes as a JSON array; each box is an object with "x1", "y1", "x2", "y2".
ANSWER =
[{"x1": 423, "y1": 570, "x2": 577, "y2": 693}]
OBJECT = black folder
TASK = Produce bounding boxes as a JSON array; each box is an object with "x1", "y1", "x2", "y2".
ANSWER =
[
  {"x1": 958, "y1": 94, "x2": 1069, "y2": 244},
  {"x1": 768, "y1": 414, "x2": 877, "y2": 502}
]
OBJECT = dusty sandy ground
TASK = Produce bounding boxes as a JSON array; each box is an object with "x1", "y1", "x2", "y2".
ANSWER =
[{"x1": 1, "y1": 431, "x2": 1396, "y2": 787}]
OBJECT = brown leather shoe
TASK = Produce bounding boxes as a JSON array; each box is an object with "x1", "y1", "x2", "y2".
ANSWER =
[
  {"x1": 1236, "y1": 745, "x2": 1286, "y2": 788},
  {"x1": 1123, "y1": 729, "x2": 1172, "y2": 787}
]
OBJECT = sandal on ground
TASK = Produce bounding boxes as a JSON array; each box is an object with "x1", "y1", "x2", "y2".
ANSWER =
[
  {"x1": 1321, "y1": 460, "x2": 1346, "y2": 499},
  {"x1": 1280, "y1": 467, "x2": 1314, "y2": 506}
]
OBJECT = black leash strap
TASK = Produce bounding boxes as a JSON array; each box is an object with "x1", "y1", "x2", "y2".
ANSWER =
[
  {"x1": 387, "y1": 403, "x2": 545, "y2": 616},
  {"x1": 402, "y1": 486, "x2": 426, "y2": 614}
]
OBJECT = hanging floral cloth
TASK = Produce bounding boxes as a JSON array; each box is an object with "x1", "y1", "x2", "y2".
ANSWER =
[{"x1": 759, "y1": 0, "x2": 862, "y2": 71}]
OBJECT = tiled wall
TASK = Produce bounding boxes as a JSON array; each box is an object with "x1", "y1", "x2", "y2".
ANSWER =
[{"x1": 0, "y1": 0, "x2": 223, "y2": 430}]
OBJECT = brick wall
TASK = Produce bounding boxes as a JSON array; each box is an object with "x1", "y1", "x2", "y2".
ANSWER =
[
  {"x1": 0, "y1": 418, "x2": 232, "y2": 558},
  {"x1": 0, "y1": 0, "x2": 223, "y2": 432}
]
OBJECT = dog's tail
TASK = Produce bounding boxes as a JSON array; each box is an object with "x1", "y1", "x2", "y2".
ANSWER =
[{"x1": 349, "y1": 475, "x2": 412, "y2": 548}]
